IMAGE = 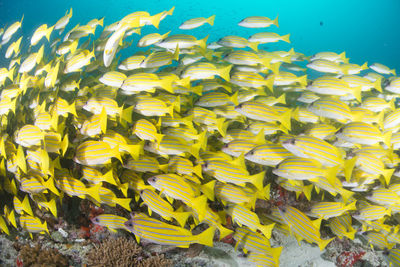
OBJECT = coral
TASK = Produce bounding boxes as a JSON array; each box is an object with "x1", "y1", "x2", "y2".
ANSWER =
[
  {"x1": 14, "y1": 243, "x2": 69, "y2": 267},
  {"x1": 86, "y1": 236, "x2": 172, "y2": 267},
  {"x1": 336, "y1": 251, "x2": 366, "y2": 267}
]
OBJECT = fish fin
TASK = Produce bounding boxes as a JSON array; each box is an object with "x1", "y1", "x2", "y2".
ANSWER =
[
  {"x1": 45, "y1": 25, "x2": 54, "y2": 41},
  {"x1": 44, "y1": 176, "x2": 60, "y2": 196},
  {"x1": 102, "y1": 169, "x2": 117, "y2": 186},
  {"x1": 218, "y1": 65, "x2": 232, "y2": 82},
  {"x1": 22, "y1": 195, "x2": 34, "y2": 216},
  {"x1": 121, "y1": 105, "x2": 134, "y2": 123},
  {"x1": 259, "y1": 223, "x2": 275, "y2": 239},
  {"x1": 318, "y1": 237, "x2": 334, "y2": 251},
  {"x1": 279, "y1": 109, "x2": 291, "y2": 131},
  {"x1": 114, "y1": 198, "x2": 132, "y2": 212},
  {"x1": 248, "y1": 171, "x2": 265, "y2": 191},
  {"x1": 272, "y1": 15, "x2": 279, "y2": 27},
  {"x1": 197, "y1": 35, "x2": 209, "y2": 50},
  {"x1": 218, "y1": 225, "x2": 233, "y2": 240},
  {"x1": 111, "y1": 145, "x2": 123, "y2": 164},
  {"x1": 248, "y1": 41, "x2": 258, "y2": 52},
  {"x1": 303, "y1": 184, "x2": 313, "y2": 201},
  {"x1": 340, "y1": 189, "x2": 354, "y2": 204},
  {"x1": 68, "y1": 101, "x2": 77, "y2": 117},
  {"x1": 47, "y1": 197, "x2": 58, "y2": 217},
  {"x1": 150, "y1": 12, "x2": 163, "y2": 29},
  {"x1": 201, "y1": 180, "x2": 216, "y2": 201},
  {"x1": 344, "y1": 157, "x2": 357, "y2": 182},
  {"x1": 190, "y1": 195, "x2": 208, "y2": 222},
  {"x1": 16, "y1": 145, "x2": 27, "y2": 173},
  {"x1": 207, "y1": 15, "x2": 216, "y2": 26},
  {"x1": 195, "y1": 226, "x2": 215, "y2": 247},
  {"x1": 174, "y1": 211, "x2": 191, "y2": 227},
  {"x1": 281, "y1": 33, "x2": 290, "y2": 43},
  {"x1": 160, "y1": 76, "x2": 175, "y2": 94},
  {"x1": 382, "y1": 168, "x2": 395, "y2": 186},
  {"x1": 383, "y1": 131, "x2": 392, "y2": 149},
  {"x1": 86, "y1": 183, "x2": 102, "y2": 203}
]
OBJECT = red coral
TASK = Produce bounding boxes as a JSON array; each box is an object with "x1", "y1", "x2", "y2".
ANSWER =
[
  {"x1": 336, "y1": 251, "x2": 366, "y2": 267},
  {"x1": 16, "y1": 257, "x2": 23, "y2": 267}
]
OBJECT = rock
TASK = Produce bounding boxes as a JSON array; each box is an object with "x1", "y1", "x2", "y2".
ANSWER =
[{"x1": 51, "y1": 231, "x2": 66, "y2": 243}]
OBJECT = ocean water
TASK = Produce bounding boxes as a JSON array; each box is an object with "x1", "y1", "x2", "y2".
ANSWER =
[{"x1": 1, "y1": 0, "x2": 399, "y2": 71}]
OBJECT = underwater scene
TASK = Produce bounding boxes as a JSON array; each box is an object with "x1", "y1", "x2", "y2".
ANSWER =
[{"x1": 1, "y1": 0, "x2": 400, "y2": 266}]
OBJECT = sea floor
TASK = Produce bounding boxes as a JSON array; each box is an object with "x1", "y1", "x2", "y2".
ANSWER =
[{"x1": 0, "y1": 228, "x2": 387, "y2": 267}]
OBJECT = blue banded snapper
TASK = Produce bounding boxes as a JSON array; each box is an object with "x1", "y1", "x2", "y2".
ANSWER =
[
  {"x1": 3, "y1": 6, "x2": 400, "y2": 266},
  {"x1": 124, "y1": 213, "x2": 215, "y2": 247}
]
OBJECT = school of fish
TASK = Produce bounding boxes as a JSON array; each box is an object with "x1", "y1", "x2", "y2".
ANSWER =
[{"x1": 1, "y1": 6, "x2": 400, "y2": 267}]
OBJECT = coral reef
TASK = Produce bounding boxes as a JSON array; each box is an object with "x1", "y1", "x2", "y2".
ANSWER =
[
  {"x1": 14, "y1": 243, "x2": 69, "y2": 267},
  {"x1": 86, "y1": 236, "x2": 172, "y2": 267}
]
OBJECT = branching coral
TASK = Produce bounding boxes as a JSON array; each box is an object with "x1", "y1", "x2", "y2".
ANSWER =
[
  {"x1": 15, "y1": 243, "x2": 69, "y2": 267},
  {"x1": 86, "y1": 236, "x2": 172, "y2": 267}
]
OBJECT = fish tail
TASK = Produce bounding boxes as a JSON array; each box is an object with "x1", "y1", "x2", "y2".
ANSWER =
[
  {"x1": 217, "y1": 224, "x2": 233, "y2": 240},
  {"x1": 383, "y1": 131, "x2": 392, "y2": 149},
  {"x1": 276, "y1": 94, "x2": 286, "y2": 105},
  {"x1": 340, "y1": 189, "x2": 354, "y2": 204},
  {"x1": 190, "y1": 195, "x2": 208, "y2": 221},
  {"x1": 36, "y1": 45, "x2": 45, "y2": 64},
  {"x1": 201, "y1": 180, "x2": 216, "y2": 201},
  {"x1": 339, "y1": 51, "x2": 347, "y2": 63},
  {"x1": 391, "y1": 68, "x2": 397, "y2": 76},
  {"x1": 388, "y1": 97, "x2": 395, "y2": 111},
  {"x1": 86, "y1": 183, "x2": 102, "y2": 203},
  {"x1": 160, "y1": 76, "x2": 175, "y2": 93},
  {"x1": 259, "y1": 223, "x2": 275, "y2": 239},
  {"x1": 174, "y1": 211, "x2": 191, "y2": 227},
  {"x1": 373, "y1": 76, "x2": 383, "y2": 92},
  {"x1": 270, "y1": 61, "x2": 281, "y2": 74},
  {"x1": 273, "y1": 15, "x2": 279, "y2": 27},
  {"x1": 16, "y1": 145, "x2": 27, "y2": 173},
  {"x1": 195, "y1": 226, "x2": 215, "y2": 247},
  {"x1": 161, "y1": 30, "x2": 171, "y2": 40},
  {"x1": 189, "y1": 140, "x2": 201, "y2": 159},
  {"x1": 68, "y1": 101, "x2": 77, "y2": 117},
  {"x1": 279, "y1": 109, "x2": 291, "y2": 131},
  {"x1": 383, "y1": 168, "x2": 395, "y2": 186},
  {"x1": 197, "y1": 129, "x2": 208, "y2": 151},
  {"x1": 281, "y1": 33, "x2": 290, "y2": 43},
  {"x1": 127, "y1": 143, "x2": 141, "y2": 160},
  {"x1": 249, "y1": 171, "x2": 265, "y2": 191},
  {"x1": 297, "y1": 74, "x2": 307, "y2": 87},
  {"x1": 216, "y1": 117, "x2": 227, "y2": 137},
  {"x1": 345, "y1": 229, "x2": 356, "y2": 240},
  {"x1": 47, "y1": 198, "x2": 58, "y2": 217},
  {"x1": 217, "y1": 64, "x2": 231, "y2": 82},
  {"x1": 99, "y1": 107, "x2": 107, "y2": 133},
  {"x1": 8, "y1": 66, "x2": 15, "y2": 82},
  {"x1": 114, "y1": 197, "x2": 132, "y2": 211},
  {"x1": 207, "y1": 15, "x2": 216, "y2": 26},
  {"x1": 121, "y1": 105, "x2": 134, "y2": 123},
  {"x1": 44, "y1": 176, "x2": 60, "y2": 196},
  {"x1": 102, "y1": 169, "x2": 117, "y2": 185},
  {"x1": 150, "y1": 12, "x2": 163, "y2": 29},
  {"x1": 193, "y1": 163, "x2": 203, "y2": 179},
  {"x1": 259, "y1": 57, "x2": 271, "y2": 69},
  {"x1": 166, "y1": 6, "x2": 175, "y2": 16},
  {"x1": 22, "y1": 195, "x2": 34, "y2": 216},
  {"x1": 111, "y1": 145, "x2": 123, "y2": 163},
  {"x1": 230, "y1": 91, "x2": 238, "y2": 106},
  {"x1": 318, "y1": 237, "x2": 334, "y2": 251},
  {"x1": 345, "y1": 201, "x2": 357, "y2": 212},
  {"x1": 248, "y1": 41, "x2": 259, "y2": 52},
  {"x1": 197, "y1": 35, "x2": 209, "y2": 50},
  {"x1": 253, "y1": 128, "x2": 266, "y2": 145},
  {"x1": 45, "y1": 25, "x2": 54, "y2": 41},
  {"x1": 303, "y1": 184, "x2": 313, "y2": 201}
]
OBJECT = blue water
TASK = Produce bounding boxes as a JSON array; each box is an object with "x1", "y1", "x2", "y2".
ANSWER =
[{"x1": 1, "y1": 0, "x2": 400, "y2": 71}]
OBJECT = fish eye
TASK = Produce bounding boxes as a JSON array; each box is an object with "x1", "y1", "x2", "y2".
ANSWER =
[
  {"x1": 237, "y1": 104, "x2": 243, "y2": 108},
  {"x1": 247, "y1": 150, "x2": 254, "y2": 156},
  {"x1": 203, "y1": 163, "x2": 208, "y2": 168},
  {"x1": 127, "y1": 222, "x2": 133, "y2": 227},
  {"x1": 289, "y1": 138, "x2": 296, "y2": 145}
]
